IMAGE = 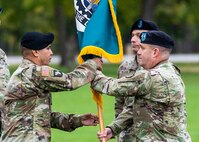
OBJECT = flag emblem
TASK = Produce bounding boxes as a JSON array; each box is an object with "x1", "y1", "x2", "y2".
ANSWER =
[
  {"x1": 41, "y1": 66, "x2": 50, "y2": 77},
  {"x1": 74, "y1": 0, "x2": 99, "y2": 32}
]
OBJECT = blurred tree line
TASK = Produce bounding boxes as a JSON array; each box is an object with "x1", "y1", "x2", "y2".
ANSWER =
[{"x1": 0, "y1": 0, "x2": 199, "y2": 67}]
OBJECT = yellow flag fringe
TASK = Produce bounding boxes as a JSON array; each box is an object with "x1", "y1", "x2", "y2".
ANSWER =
[{"x1": 77, "y1": 45, "x2": 123, "y2": 64}]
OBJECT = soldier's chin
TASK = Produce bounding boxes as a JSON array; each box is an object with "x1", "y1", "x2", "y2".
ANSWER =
[{"x1": 137, "y1": 59, "x2": 142, "y2": 65}]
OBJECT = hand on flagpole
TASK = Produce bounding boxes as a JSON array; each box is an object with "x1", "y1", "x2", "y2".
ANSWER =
[
  {"x1": 97, "y1": 127, "x2": 113, "y2": 141},
  {"x1": 92, "y1": 57, "x2": 103, "y2": 71}
]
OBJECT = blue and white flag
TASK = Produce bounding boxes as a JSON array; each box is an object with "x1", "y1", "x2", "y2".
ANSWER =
[{"x1": 74, "y1": 0, "x2": 123, "y2": 64}]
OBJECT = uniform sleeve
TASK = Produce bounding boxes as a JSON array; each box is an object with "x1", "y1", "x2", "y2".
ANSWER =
[
  {"x1": 33, "y1": 59, "x2": 98, "y2": 92},
  {"x1": 51, "y1": 112, "x2": 83, "y2": 132},
  {"x1": 0, "y1": 65, "x2": 10, "y2": 102},
  {"x1": 107, "y1": 96, "x2": 134, "y2": 136},
  {"x1": 114, "y1": 97, "x2": 125, "y2": 118},
  {"x1": 0, "y1": 61, "x2": 10, "y2": 109},
  {"x1": 91, "y1": 70, "x2": 152, "y2": 97},
  {"x1": 0, "y1": 53, "x2": 10, "y2": 136},
  {"x1": 115, "y1": 58, "x2": 137, "y2": 118}
]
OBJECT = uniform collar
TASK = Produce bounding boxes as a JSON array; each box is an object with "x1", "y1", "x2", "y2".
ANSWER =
[
  {"x1": 153, "y1": 60, "x2": 170, "y2": 69},
  {"x1": 20, "y1": 58, "x2": 37, "y2": 68}
]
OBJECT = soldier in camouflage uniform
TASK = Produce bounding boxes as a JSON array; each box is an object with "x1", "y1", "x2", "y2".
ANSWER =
[
  {"x1": 0, "y1": 8, "x2": 11, "y2": 137},
  {"x1": 1, "y1": 32, "x2": 102, "y2": 142},
  {"x1": 114, "y1": 18, "x2": 159, "y2": 142},
  {"x1": 93, "y1": 31, "x2": 191, "y2": 142},
  {"x1": 0, "y1": 48, "x2": 10, "y2": 136}
]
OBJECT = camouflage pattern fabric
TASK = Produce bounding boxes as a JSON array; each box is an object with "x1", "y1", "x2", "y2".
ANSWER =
[
  {"x1": 51, "y1": 112, "x2": 83, "y2": 132},
  {"x1": 109, "y1": 96, "x2": 135, "y2": 142},
  {"x1": 114, "y1": 55, "x2": 139, "y2": 142},
  {"x1": 92, "y1": 61, "x2": 192, "y2": 142},
  {"x1": 2, "y1": 59, "x2": 98, "y2": 142},
  {"x1": 0, "y1": 48, "x2": 10, "y2": 137},
  {"x1": 115, "y1": 55, "x2": 138, "y2": 117}
]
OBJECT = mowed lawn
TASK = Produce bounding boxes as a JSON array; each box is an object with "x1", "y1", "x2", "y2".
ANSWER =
[{"x1": 10, "y1": 63, "x2": 199, "y2": 142}]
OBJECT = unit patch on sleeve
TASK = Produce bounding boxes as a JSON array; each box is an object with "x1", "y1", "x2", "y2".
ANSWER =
[{"x1": 53, "y1": 70, "x2": 63, "y2": 77}]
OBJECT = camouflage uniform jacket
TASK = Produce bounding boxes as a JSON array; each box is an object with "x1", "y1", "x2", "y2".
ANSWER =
[
  {"x1": 0, "y1": 48, "x2": 10, "y2": 110},
  {"x1": 113, "y1": 55, "x2": 140, "y2": 142},
  {"x1": 2, "y1": 59, "x2": 98, "y2": 142},
  {"x1": 92, "y1": 61, "x2": 191, "y2": 142},
  {"x1": 115, "y1": 55, "x2": 138, "y2": 117},
  {"x1": 0, "y1": 48, "x2": 10, "y2": 137}
]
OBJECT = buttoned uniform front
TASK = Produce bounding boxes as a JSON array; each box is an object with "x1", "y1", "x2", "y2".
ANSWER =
[
  {"x1": 2, "y1": 59, "x2": 98, "y2": 142},
  {"x1": 0, "y1": 48, "x2": 10, "y2": 136},
  {"x1": 92, "y1": 61, "x2": 191, "y2": 142}
]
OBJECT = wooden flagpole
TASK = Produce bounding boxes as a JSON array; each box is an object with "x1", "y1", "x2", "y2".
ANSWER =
[{"x1": 92, "y1": 89, "x2": 106, "y2": 142}]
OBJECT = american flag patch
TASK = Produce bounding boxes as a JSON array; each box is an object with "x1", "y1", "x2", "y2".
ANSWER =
[{"x1": 41, "y1": 66, "x2": 50, "y2": 77}]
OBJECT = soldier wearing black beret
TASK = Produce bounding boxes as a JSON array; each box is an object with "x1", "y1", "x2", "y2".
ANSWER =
[
  {"x1": 112, "y1": 18, "x2": 160, "y2": 142},
  {"x1": 93, "y1": 30, "x2": 191, "y2": 141},
  {"x1": 2, "y1": 31, "x2": 103, "y2": 142},
  {"x1": 137, "y1": 30, "x2": 174, "y2": 69}
]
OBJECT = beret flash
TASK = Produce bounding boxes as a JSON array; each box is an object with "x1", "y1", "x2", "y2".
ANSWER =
[{"x1": 140, "y1": 30, "x2": 174, "y2": 49}]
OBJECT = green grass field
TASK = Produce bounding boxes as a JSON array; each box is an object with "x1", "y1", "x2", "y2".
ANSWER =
[{"x1": 10, "y1": 63, "x2": 199, "y2": 142}]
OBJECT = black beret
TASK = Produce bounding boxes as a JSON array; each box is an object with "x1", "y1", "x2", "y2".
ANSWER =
[
  {"x1": 130, "y1": 18, "x2": 159, "y2": 34},
  {"x1": 20, "y1": 32, "x2": 54, "y2": 50},
  {"x1": 140, "y1": 30, "x2": 174, "y2": 49}
]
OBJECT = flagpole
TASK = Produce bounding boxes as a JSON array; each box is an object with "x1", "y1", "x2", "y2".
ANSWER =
[
  {"x1": 97, "y1": 104, "x2": 106, "y2": 142},
  {"x1": 91, "y1": 89, "x2": 106, "y2": 142}
]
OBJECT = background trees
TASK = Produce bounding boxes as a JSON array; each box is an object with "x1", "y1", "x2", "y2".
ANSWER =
[{"x1": 0, "y1": 0, "x2": 198, "y2": 67}]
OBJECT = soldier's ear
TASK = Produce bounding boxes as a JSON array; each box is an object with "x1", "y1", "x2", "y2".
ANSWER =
[
  {"x1": 153, "y1": 47, "x2": 159, "y2": 58},
  {"x1": 31, "y1": 50, "x2": 39, "y2": 57}
]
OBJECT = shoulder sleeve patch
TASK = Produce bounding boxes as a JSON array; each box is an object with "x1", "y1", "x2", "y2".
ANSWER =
[{"x1": 53, "y1": 70, "x2": 63, "y2": 77}]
